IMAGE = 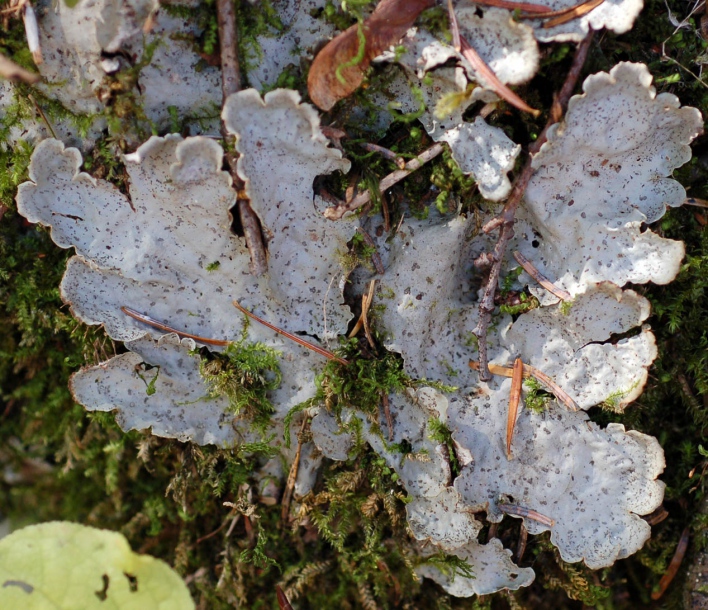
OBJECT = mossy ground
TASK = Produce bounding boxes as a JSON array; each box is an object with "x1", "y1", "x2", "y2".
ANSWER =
[{"x1": 1, "y1": 0, "x2": 707, "y2": 608}]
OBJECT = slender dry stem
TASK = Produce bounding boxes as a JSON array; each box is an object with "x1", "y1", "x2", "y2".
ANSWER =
[
  {"x1": 217, "y1": 0, "x2": 268, "y2": 276},
  {"x1": 324, "y1": 143, "x2": 444, "y2": 219}
]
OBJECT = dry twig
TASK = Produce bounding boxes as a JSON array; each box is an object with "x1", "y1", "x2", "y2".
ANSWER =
[
  {"x1": 472, "y1": 31, "x2": 594, "y2": 381},
  {"x1": 513, "y1": 250, "x2": 572, "y2": 301},
  {"x1": 324, "y1": 143, "x2": 444, "y2": 219},
  {"x1": 216, "y1": 0, "x2": 268, "y2": 276},
  {"x1": 360, "y1": 142, "x2": 406, "y2": 169}
]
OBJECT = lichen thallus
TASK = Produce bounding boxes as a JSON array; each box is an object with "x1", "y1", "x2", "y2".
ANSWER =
[{"x1": 120, "y1": 302, "x2": 349, "y2": 365}]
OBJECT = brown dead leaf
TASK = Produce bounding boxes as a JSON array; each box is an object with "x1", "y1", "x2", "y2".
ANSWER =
[{"x1": 308, "y1": 0, "x2": 436, "y2": 110}]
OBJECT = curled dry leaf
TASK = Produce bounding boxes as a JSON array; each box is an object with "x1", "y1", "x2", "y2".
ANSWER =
[{"x1": 307, "y1": 0, "x2": 435, "y2": 110}]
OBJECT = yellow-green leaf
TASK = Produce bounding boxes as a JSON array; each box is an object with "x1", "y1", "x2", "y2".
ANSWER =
[{"x1": 0, "y1": 521, "x2": 194, "y2": 610}]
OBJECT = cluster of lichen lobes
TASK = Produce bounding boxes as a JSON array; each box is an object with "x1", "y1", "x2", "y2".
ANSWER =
[{"x1": 1, "y1": 0, "x2": 707, "y2": 606}]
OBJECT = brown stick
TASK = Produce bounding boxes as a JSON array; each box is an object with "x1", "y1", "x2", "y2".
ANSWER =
[
  {"x1": 472, "y1": 31, "x2": 594, "y2": 381},
  {"x1": 217, "y1": 0, "x2": 268, "y2": 276},
  {"x1": 513, "y1": 251, "x2": 572, "y2": 301},
  {"x1": 324, "y1": 143, "x2": 444, "y2": 220}
]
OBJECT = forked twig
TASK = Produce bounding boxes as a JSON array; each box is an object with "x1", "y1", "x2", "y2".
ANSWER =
[
  {"x1": 513, "y1": 251, "x2": 572, "y2": 301},
  {"x1": 233, "y1": 301, "x2": 350, "y2": 365},
  {"x1": 121, "y1": 306, "x2": 231, "y2": 346},
  {"x1": 217, "y1": 0, "x2": 268, "y2": 276},
  {"x1": 324, "y1": 143, "x2": 444, "y2": 220},
  {"x1": 472, "y1": 31, "x2": 594, "y2": 381},
  {"x1": 469, "y1": 360, "x2": 580, "y2": 411}
]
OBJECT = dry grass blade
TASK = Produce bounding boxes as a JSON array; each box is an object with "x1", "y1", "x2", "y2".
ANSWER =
[
  {"x1": 519, "y1": 0, "x2": 603, "y2": 20},
  {"x1": 513, "y1": 251, "x2": 572, "y2": 301},
  {"x1": 232, "y1": 301, "x2": 350, "y2": 365},
  {"x1": 469, "y1": 360, "x2": 580, "y2": 411},
  {"x1": 120, "y1": 306, "x2": 231, "y2": 346},
  {"x1": 651, "y1": 528, "x2": 690, "y2": 600},
  {"x1": 506, "y1": 358, "x2": 524, "y2": 459},
  {"x1": 0, "y1": 53, "x2": 39, "y2": 83},
  {"x1": 459, "y1": 36, "x2": 539, "y2": 117},
  {"x1": 308, "y1": 0, "x2": 436, "y2": 110},
  {"x1": 324, "y1": 143, "x2": 444, "y2": 219}
]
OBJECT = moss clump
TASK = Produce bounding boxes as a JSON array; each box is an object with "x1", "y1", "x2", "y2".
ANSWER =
[{"x1": 198, "y1": 324, "x2": 282, "y2": 433}]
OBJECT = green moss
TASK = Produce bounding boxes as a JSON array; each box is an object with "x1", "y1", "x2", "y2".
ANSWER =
[{"x1": 198, "y1": 323, "x2": 281, "y2": 433}]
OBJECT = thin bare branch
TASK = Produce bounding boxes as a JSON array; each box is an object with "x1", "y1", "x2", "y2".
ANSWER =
[
  {"x1": 513, "y1": 251, "x2": 572, "y2": 301},
  {"x1": 324, "y1": 143, "x2": 444, "y2": 220},
  {"x1": 217, "y1": 0, "x2": 268, "y2": 276},
  {"x1": 472, "y1": 31, "x2": 594, "y2": 380},
  {"x1": 360, "y1": 142, "x2": 406, "y2": 169}
]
